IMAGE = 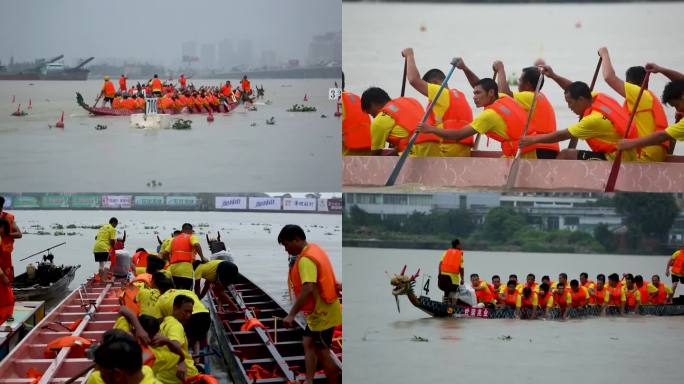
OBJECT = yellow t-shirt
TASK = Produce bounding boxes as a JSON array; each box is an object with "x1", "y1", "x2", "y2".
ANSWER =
[
  {"x1": 153, "y1": 289, "x2": 208, "y2": 319},
  {"x1": 369, "y1": 112, "x2": 442, "y2": 157},
  {"x1": 439, "y1": 250, "x2": 463, "y2": 285},
  {"x1": 87, "y1": 366, "x2": 157, "y2": 384},
  {"x1": 136, "y1": 287, "x2": 162, "y2": 317},
  {"x1": 113, "y1": 315, "x2": 132, "y2": 333},
  {"x1": 428, "y1": 83, "x2": 472, "y2": 157},
  {"x1": 665, "y1": 118, "x2": 684, "y2": 141},
  {"x1": 671, "y1": 250, "x2": 684, "y2": 277},
  {"x1": 194, "y1": 260, "x2": 222, "y2": 282},
  {"x1": 93, "y1": 224, "x2": 117, "y2": 253},
  {"x1": 624, "y1": 82, "x2": 667, "y2": 162},
  {"x1": 470, "y1": 108, "x2": 509, "y2": 141},
  {"x1": 158, "y1": 316, "x2": 198, "y2": 384},
  {"x1": 160, "y1": 238, "x2": 172, "y2": 253},
  {"x1": 567, "y1": 111, "x2": 637, "y2": 161},
  {"x1": 474, "y1": 281, "x2": 494, "y2": 303},
  {"x1": 298, "y1": 257, "x2": 342, "y2": 331},
  {"x1": 162, "y1": 235, "x2": 199, "y2": 279}
]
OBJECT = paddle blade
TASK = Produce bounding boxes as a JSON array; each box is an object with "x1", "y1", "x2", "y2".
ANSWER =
[{"x1": 604, "y1": 152, "x2": 623, "y2": 192}]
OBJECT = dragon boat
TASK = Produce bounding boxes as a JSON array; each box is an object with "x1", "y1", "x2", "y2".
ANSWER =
[
  {"x1": 390, "y1": 270, "x2": 684, "y2": 320},
  {"x1": 343, "y1": 151, "x2": 684, "y2": 192},
  {"x1": 76, "y1": 92, "x2": 239, "y2": 116}
]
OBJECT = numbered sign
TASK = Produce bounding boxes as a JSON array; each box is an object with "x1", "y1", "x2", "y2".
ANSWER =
[{"x1": 329, "y1": 88, "x2": 342, "y2": 100}]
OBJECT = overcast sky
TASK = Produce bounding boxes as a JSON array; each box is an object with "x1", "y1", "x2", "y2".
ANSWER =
[{"x1": 0, "y1": 0, "x2": 340, "y2": 66}]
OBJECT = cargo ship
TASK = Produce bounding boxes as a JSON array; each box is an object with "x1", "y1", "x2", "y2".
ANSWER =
[{"x1": 0, "y1": 54, "x2": 93, "y2": 80}]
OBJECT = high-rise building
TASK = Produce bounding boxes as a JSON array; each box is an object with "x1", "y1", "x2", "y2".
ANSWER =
[
  {"x1": 218, "y1": 39, "x2": 234, "y2": 71},
  {"x1": 306, "y1": 31, "x2": 341, "y2": 65},
  {"x1": 200, "y1": 43, "x2": 216, "y2": 70}
]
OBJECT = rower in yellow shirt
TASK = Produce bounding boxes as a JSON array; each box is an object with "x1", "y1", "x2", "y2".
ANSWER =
[
  {"x1": 194, "y1": 259, "x2": 239, "y2": 310},
  {"x1": 279, "y1": 225, "x2": 341, "y2": 384},
  {"x1": 537, "y1": 283, "x2": 554, "y2": 318},
  {"x1": 157, "y1": 295, "x2": 198, "y2": 383},
  {"x1": 437, "y1": 239, "x2": 465, "y2": 300},
  {"x1": 87, "y1": 330, "x2": 158, "y2": 384},
  {"x1": 520, "y1": 65, "x2": 638, "y2": 161},
  {"x1": 93, "y1": 218, "x2": 118, "y2": 281},
  {"x1": 361, "y1": 87, "x2": 442, "y2": 157},
  {"x1": 402, "y1": 48, "x2": 473, "y2": 157},
  {"x1": 160, "y1": 224, "x2": 207, "y2": 290},
  {"x1": 598, "y1": 47, "x2": 670, "y2": 161},
  {"x1": 618, "y1": 79, "x2": 684, "y2": 153}
]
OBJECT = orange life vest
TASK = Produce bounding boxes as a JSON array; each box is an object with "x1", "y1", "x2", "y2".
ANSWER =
[
  {"x1": 102, "y1": 80, "x2": 116, "y2": 98},
  {"x1": 553, "y1": 291, "x2": 568, "y2": 308},
  {"x1": 649, "y1": 283, "x2": 667, "y2": 305},
  {"x1": 119, "y1": 76, "x2": 127, "y2": 91},
  {"x1": 525, "y1": 282, "x2": 538, "y2": 292},
  {"x1": 135, "y1": 98, "x2": 145, "y2": 109},
  {"x1": 0, "y1": 212, "x2": 15, "y2": 254},
  {"x1": 583, "y1": 93, "x2": 638, "y2": 153},
  {"x1": 186, "y1": 374, "x2": 220, "y2": 384},
  {"x1": 672, "y1": 249, "x2": 684, "y2": 275},
  {"x1": 521, "y1": 292, "x2": 536, "y2": 308},
  {"x1": 142, "y1": 346, "x2": 155, "y2": 367},
  {"x1": 170, "y1": 234, "x2": 194, "y2": 264},
  {"x1": 474, "y1": 281, "x2": 494, "y2": 303},
  {"x1": 591, "y1": 285, "x2": 607, "y2": 305},
  {"x1": 606, "y1": 284, "x2": 623, "y2": 306},
  {"x1": 179, "y1": 76, "x2": 187, "y2": 87},
  {"x1": 240, "y1": 318, "x2": 266, "y2": 332},
  {"x1": 119, "y1": 275, "x2": 151, "y2": 315},
  {"x1": 112, "y1": 97, "x2": 122, "y2": 109},
  {"x1": 123, "y1": 98, "x2": 136, "y2": 110},
  {"x1": 289, "y1": 243, "x2": 339, "y2": 314},
  {"x1": 569, "y1": 287, "x2": 588, "y2": 308},
  {"x1": 625, "y1": 287, "x2": 639, "y2": 307},
  {"x1": 425, "y1": 88, "x2": 474, "y2": 146},
  {"x1": 623, "y1": 89, "x2": 670, "y2": 150},
  {"x1": 341, "y1": 92, "x2": 371, "y2": 150},
  {"x1": 381, "y1": 97, "x2": 440, "y2": 151},
  {"x1": 44, "y1": 336, "x2": 93, "y2": 358},
  {"x1": 637, "y1": 284, "x2": 650, "y2": 305},
  {"x1": 520, "y1": 92, "x2": 559, "y2": 154},
  {"x1": 538, "y1": 292, "x2": 552, "y2": 308},
  {"x1": 439, "y1": 248, "x2": 462, "y2": 274},
  {"x1": 241, "y1": 79, "x2": 251, "y2": 92},
  {"x1": 151, "y1": 78, "x2": 162, "y2": 92},
  {"x1": 221, "y1": 85, "x2": 232, "y2": 97},
  {"x1": 502, "y1": 289, "x2": 519, "y2": 307},
  {"x1": 483, "y1": 95, "x2": 526, "y2": 157}
]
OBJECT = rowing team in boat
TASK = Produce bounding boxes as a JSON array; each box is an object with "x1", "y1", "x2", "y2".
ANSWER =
[
  {"x1": 98, "y1": 73, "x2": 257, "y2": 111},
  {"x1": 437, "y1": 241, "x2": 683, "y2": 320},
  {"x1": 92, "y1": 220, "x2": 341, "y2": 384},
  {"x1": 342, "y1": 46, "x2": 684, "y2": 162}
]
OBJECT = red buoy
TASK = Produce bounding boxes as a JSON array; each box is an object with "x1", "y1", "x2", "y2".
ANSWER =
[
  {"x1": 334, "y1": 101, "x2": 342, "y2": 117},
  {"x1": 28, "y1": 98, "x2": 32, "y2": 110},
  {"x1": 55, "y1": 111, "x2": 65, "y2": 128},
  {"x1": 303, "y1": 94, "x2": 308, "y2": 102}
]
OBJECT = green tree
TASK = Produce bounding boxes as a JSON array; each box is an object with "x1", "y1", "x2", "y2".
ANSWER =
[
  {"x1": 593, "y1": 223, "x2": 617, "y2": 252},
  {"x1": 614, "y1": 193, "x2": 679, "y2": 241},
  {"x1": 483, "y1": 207, "x2": 527, "y2": 243}
]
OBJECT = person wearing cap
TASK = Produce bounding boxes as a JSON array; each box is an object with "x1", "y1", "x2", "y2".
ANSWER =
[{"x1": 100, "y1": 76, "x2": 116, "y2": 107}]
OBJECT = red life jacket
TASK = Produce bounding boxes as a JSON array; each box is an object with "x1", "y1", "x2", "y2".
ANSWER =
[
  {"x1": 625, "y1": 287, "x2": 639, "y2": 307},
  {"x1": 538, "y1": 292, "x2": 552, "y2": 308},
  {"x1": 440, "y1": 248, "x2": 463, "y2": 274},
  {"x1": 623, "y1": 89, "x2": 670, "y2": 150},
  {"x1": 519, "y1": 92, "x2": 560, "y2": 154},
  {"x1": 119, "y1": 76, "x2": 127, "y2": 92},
  {"x1": 381, "y1": 97, "x2": 440, "y2": 152},
  {"x1": 170, "y1": 234, "x2": 194, "y2": 264},
  {"x1": 44, "y1": 336, "x2": 93, "y2": 358},
  {"x1": 288, "y1": 243, "x2": 339, "y2": 314},
  {"x1": 521, "y1": 292, "x2": 537, "y2": 308},
  {"x1": 672, "y1": 249, "x2": 684, "y2": 275},
  {"x1": 483, "y1": 95, "x2": 527, "y2": 157},
  {"x1": 0, "y1": 212, "x2": 15, "y2": 255},
  {"x1": 425, "y1": 88, "x2": 474, "y2": 146},
  {"x1": 649, "y1": 283, "x2": 667, "y2": 305},
  {"x1": 569, "y1": 287, "x2": 588, "y2": 308},
  {"x1": 591, "y1": 284, "x2": 607, "y2": 305},
  {"x1": 606, "y1": 284, "x2": 623, "y2": 306},
  {"x1": 502, "y1": 290, "x2": 519, "y2": 307},
  {"x1": 151, "y1": 78, "x2": 162, "y2": 92},
  {"x1": 636, "y1": 284, "x2": 650, "y2": 305},
  {"x1": 583, "y1": 93, "x2": 638, "y2": 153},
  {"x1": 341, "y1": 92, "x2": 371, "y2": 150}
]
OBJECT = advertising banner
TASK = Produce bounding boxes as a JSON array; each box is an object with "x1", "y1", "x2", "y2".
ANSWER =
[
  {"x1": 12, "y1": 196, "x2": 40, "y2": 208},
  {"x1": 41, "y1": 194, "x2": 70, "y2": 208},
  {"x1": 166, "y1": 196, "x2": 198, "y2": 207},
  {"x1": 248, "y1": 197, "x2": 281, "y2": 210},
  {"x1": 102, "y1": 195, "x2": 132, "y2": 209},
  {"x1": 134, "y1": 195, "x2": 165, "y2": 207},
  {"x1": 283, "y1": 198, "x2": 317, "y2": 211},
  {"x1": 71, "y1": 194, "x2": 101, "y2": 208},
  {"x1": 215, "y1": 197, "x2": 248, "y2": 210},
  {"x1": 326, "y1": 198, "x2": 343, "y2": 212}
]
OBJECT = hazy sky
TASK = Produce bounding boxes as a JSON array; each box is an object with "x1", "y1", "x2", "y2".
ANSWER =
[{"x1": 0, "y1": 0, "x2": 340, "y2": 66}]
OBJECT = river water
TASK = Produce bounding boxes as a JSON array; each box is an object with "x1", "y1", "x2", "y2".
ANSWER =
[
  {"x1": 0, "y1": 78, "x2": 341, "y2": 192},
  {"x1": 344, "y1": 247, "x2": 683, "y2": 383},
  {"x1": 9, "y1": 210, "x2": 342, "y2": 305},
  {"x1": 343, "y1": 2, "x2": 684, "y2": 155}
]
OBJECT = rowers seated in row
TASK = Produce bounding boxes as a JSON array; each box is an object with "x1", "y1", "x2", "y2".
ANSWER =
[{"x1": 112, "y1": 93, "x2": 145, "y2": 110}]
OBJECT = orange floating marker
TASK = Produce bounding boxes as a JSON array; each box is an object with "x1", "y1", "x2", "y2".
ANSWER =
[
  {"x1": 55, "y1": 111, "x2": 64, "y2": 128},
  {"x1": 303, "y1": 94, "x2": 308, "y2": 101}
]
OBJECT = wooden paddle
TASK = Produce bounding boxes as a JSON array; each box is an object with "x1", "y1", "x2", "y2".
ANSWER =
[
  {"x1": 386, "y1": 58, "x2": 459, "y2": 186},
  {"x1": 505, "y1": 71, "x2": 545, "y2": 190},
  {"x1": 401, "y1": 58, "x2": 407, "y2": 97},
  {"x1": 604, "y1": 71, "x2": 650, "y2": 192},
  {"x1": 568, "y1": 56, "x2": 603, "y2": 149},
  {"x1": 473, "y1": 69, "x2": 498, "y2": 150}
]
